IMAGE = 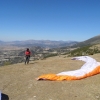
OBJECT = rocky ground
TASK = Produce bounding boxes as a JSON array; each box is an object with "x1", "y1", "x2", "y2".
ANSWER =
[{"x1": 0, "y1": 54, "x2": 100, "y2": 100}]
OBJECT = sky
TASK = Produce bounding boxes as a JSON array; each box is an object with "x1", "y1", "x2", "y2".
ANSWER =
[{"x1": 0, "y1": 0, "x2": 100, "y2": 42}]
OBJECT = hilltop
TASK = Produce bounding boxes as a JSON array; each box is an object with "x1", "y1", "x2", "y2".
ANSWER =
[
  {"x1": 0, "y1": 54, "x2": 100, "y2": 100},
  {"x1": 72, "y1": 35, "x2": 100, "y2": 47}
]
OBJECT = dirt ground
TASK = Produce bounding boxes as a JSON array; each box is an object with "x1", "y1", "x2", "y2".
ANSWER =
[{"x1": 0, "y1": 54, "x2": 100, "y2": 100}]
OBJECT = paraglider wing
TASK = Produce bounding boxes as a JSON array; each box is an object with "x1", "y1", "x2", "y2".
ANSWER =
[{"x1": 36, "y1": 56, "x2": 100, "y2": 81}]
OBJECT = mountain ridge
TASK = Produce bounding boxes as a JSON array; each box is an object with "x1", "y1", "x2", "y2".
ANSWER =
[
  {"x1": 0, "y1": 40, "x2": 78, "y2": 48},
  {"x1": 0, "y1": 35, "x2": 100, "y2": 48},
  {"x1": 71, "y1": 35, "x2": 100, "y2": 48}
]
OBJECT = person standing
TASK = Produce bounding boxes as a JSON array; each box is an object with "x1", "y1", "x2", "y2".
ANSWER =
[{"x1": 25, "y1": 48, "x2": 31, "y2": 64}]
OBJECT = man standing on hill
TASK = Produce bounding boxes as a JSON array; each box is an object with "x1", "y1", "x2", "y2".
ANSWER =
[{"x1": 25, "y1": 48, "x2": 31, "y2": 64}]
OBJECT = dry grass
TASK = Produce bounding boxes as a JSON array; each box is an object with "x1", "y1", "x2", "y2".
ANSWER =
[{"x1": 0, "y1": 54, "x2": 100, "y2": 100}]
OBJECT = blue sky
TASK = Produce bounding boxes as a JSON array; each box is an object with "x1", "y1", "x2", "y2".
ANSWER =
[{"x1": 0, "y1": 0, "x2": 100, "y2": 42}]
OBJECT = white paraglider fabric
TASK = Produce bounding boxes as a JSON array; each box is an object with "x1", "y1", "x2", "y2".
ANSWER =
[{"x1": 57, "y1": 56, "x2": 100, "y2": 77}]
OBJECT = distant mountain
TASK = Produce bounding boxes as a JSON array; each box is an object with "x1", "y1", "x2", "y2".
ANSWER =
[
  {"x1": 0, "y1": 40, "x2": 5, "y2": 45},
  {"x1": 0, "y1": 40, "x2": 78, "y2": 48},
  {"x1": 72, "y1": 35, "x2": 100, "y2": 47},
  {"x1": 1, "y1": 35, "x2": 100, "y2": 49}
]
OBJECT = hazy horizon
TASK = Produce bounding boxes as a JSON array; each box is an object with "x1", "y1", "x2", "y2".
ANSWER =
[{"x1": 0, "y1": 39, "x2": 80, "y2": 42}]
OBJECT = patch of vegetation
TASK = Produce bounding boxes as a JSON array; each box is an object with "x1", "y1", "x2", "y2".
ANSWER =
[
  {"x1": 3, "y1": 61, "x2": 11, "y2": 66},
  {"x1": 43, "y1": 53, "x2": 58, "y2": 58},
  {"x1": 68, "y1": 45, "x2": 100, "y2": 57}
]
